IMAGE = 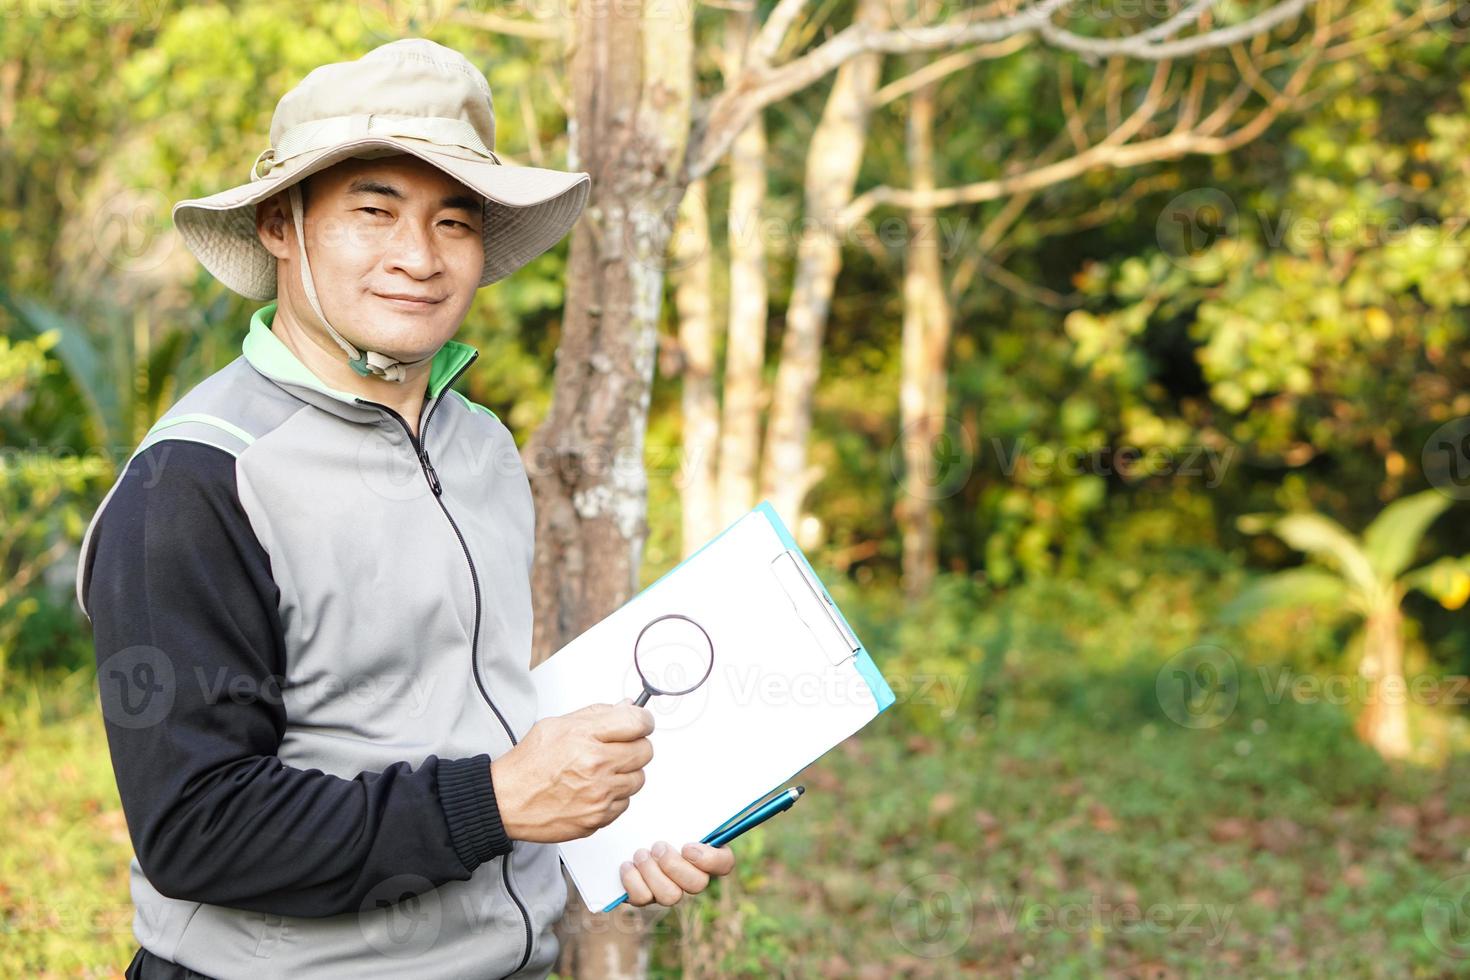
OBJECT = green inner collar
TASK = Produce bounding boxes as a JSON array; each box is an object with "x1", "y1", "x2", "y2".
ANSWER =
[{"x1": 243, "y1": 302, "x2": 477, "y2": 401}]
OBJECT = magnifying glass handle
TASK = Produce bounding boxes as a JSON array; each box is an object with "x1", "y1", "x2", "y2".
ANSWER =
[{"x1": 633, "y1": 689, "x2": 652, "y2": 708}]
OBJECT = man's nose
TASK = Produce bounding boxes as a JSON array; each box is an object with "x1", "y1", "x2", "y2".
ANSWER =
[{"x1": 383, "y1": 220, "x2": 442, "y2": 278}]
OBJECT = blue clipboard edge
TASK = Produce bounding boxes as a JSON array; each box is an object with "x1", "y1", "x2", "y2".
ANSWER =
[
  {"x1": 753, "y1": 500, "x2": 897, "y2": 714},
  {"x1": 597, "y1": 501, "x2": 896, "y2": 914},
  {"x1": 597, "y1": 780, "x2": 788, "y2": 914},
  {"x1": 632, "y1": 498, "x2": 896, "y2": 714}
]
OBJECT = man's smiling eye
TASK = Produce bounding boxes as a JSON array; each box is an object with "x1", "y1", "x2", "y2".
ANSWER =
[
  {"x1": 441, "y1": 219, "x2": 472, "y2": 230},
  {"x1": 357, "y1": 206, "x2": 389, "y2": 217}
]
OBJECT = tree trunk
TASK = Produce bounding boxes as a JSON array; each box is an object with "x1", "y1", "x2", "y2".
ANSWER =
[
  {"x1": 758, "y1": 0, "x2": 891, "y2": 531},
  {"x1": 715, "y1": 3, "x2": 769, "y2": 531},
  {"x1": 896, "y1": 71, "x2": 952, "y2": 600},
  {"x1": 1355, "y1": 604, "x2": 1411, "y2": 760},
  {"x1": 529, "y1": 2, "x2": 694, "y2": 975},
  {"x1": 674, "y1": 178, "x2": 721, "y2": 556}
]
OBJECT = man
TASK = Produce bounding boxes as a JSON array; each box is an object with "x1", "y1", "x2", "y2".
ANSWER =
[{"x1": 75, "y1": 39, "x2": 733, "y2": 980}]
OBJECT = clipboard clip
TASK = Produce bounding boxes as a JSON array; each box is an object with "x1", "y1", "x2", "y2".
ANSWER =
[{"x1": 769, "y1": 550, "x2": 861, "y2": 666}]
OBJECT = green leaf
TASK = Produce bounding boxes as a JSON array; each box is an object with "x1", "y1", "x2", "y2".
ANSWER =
[
  {"x1": 0, "y1": 293, "x2": 120, "y2": 447},
  {"x1": 1402, "y1": 555, "x2": 1470, "y2": 610},
  {"x1": 1361, "y1": 490, "x2": 1454, "y2": 581},
  {"x1": 1218, "y1": 568, "x2": 1356, "y2": 625},
  {"x1": 1272, "y1": 513, "x2": 1379, "y2": 597}
]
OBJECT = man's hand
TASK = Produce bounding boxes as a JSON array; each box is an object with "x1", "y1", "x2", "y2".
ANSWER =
[
  {"x1": 620, "y1": 841, "x2": 736, "y2": 907},
  {"x1": 489, "y1": 699, "x2": 655, "y2": 843}
]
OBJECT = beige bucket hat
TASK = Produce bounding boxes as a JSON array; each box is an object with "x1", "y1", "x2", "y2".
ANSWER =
[{"x1": 172, "y1": 38, "x2": 591, "y2": 382}]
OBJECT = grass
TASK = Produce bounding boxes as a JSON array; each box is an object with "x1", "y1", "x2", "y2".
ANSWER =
[
  {"x1": 0, "y1": 668, "x2": 136, "y2": 978},
  {"x1": 5, "y1": 661, "x2": 1470, "y2": 978},
  {"x1": 651, "y1": 665, "x2": 1470, "y2": 978}
]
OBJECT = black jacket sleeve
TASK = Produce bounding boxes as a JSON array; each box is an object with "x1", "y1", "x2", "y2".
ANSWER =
[{"x1": 82, "y1": 440, "x2": 513, "y2": 918}]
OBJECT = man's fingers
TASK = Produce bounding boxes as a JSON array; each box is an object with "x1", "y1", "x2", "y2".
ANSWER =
[
  {"x1": 619, "y1": 861, "x2": 655, "y2": 907},
  {"x1": 680, "y1": 842, "x2": 735, "y2": 876},
  {"x1": 591, "y1": 700, "x2": 656, "y2": 742},
  {"x1": 632, "y1": 845, "x2": 684, "y2": 906},
  {"x1": 613, "y1": 736, "x2": 654, "y2": 773},
  {"x1": 652, "y1": 841, "x2": 711, "y2": 894},
  {"x1": 612, "y1": 768, "x2": 646, "y2": 800}
]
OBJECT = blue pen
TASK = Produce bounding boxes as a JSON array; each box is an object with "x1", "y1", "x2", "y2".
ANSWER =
[
  {"x1": 702, "y1": 785, "x2": 805, "y2": 849},
  {"x1": 600, "y1": 787, "x2": 807, "y2": 912}
]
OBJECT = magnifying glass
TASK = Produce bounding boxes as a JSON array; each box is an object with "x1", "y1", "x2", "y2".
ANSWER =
[{"x1": 631, "y1": 613, "x2": 715, "y2": 707}]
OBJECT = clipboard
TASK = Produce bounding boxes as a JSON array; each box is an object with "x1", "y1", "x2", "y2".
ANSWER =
[{"x1": 529, "y1": 500, "x2": 895, "y2": 912}]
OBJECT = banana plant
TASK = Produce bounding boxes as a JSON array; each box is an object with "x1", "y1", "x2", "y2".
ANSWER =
[
  {"x1": 0, "y1": 289, "x2": 204, "y2": 453},
  {"x1": 1222, "y1": 490, "x2": 1468, "y2": 759}
]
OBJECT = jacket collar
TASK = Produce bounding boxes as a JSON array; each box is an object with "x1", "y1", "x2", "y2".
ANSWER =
[{"x1": 242, "y1": 302, "x2": 479, "y2": 423}]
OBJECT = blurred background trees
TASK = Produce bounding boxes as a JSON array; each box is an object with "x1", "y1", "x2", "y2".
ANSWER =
[{"x1": 5, "y1": 0, "x2": 1470, "y2": 976}]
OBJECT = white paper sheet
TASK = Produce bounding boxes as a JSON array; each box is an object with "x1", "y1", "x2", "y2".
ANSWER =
[{"x1": 529, "y1": 508, "x2": 887, "y2": 911}]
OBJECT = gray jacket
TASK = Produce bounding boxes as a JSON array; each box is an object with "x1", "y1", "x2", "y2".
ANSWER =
[{"x1": 76, "y1": 301, "x2": 565, "y2": 979}]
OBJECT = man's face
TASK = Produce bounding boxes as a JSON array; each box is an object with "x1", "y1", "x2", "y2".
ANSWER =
[{"x1": 261, "y1": 153, "x2": 485, "y2": 363}]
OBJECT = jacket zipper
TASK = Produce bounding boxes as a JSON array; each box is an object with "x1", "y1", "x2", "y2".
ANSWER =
[{"x1": 354, "y1": 362, "x2": 536, "y2": 978}]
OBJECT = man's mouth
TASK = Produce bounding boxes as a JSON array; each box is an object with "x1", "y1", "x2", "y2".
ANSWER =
[{"x1": 373, "y1": 292, "x2": 444, "y2": 308}]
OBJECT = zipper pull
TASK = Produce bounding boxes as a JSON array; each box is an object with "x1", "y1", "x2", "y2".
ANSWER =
[{"x1": 419, "y1": 449, "x2": 442, "y2": 496}]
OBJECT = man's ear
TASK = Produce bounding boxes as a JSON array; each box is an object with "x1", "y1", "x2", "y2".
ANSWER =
[{"x1": 256, "y1": 192, "x2": 293, "y2": 261}]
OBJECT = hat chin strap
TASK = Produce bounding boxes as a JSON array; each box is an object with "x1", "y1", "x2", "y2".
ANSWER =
[{"x1": 286, "y1": 183, "x2": 436, "y2": 384}]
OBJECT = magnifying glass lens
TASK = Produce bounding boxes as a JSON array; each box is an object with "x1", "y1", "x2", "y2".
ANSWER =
[{"x1": 634, "y1": 616, "x2": 714, "y2": 698}]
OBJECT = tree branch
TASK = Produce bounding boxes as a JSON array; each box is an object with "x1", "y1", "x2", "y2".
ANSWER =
[
  {"x1": 1039, "y1": 0, "x2": 1313, "y2": 61},
  {"x1": 690, "y1": 0, "x2": 1319, "y2": 180},
  {"x1": 446, "y1": 8, "x2": 565, "y2": 41},
  {"x1": 874, "y1": 35, "x2": 1032, "y2": 108}
]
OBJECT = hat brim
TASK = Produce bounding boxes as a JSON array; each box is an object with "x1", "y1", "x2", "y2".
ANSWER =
[{"x1": 171, "y1": 135, "x2": 592, "y2": 301}]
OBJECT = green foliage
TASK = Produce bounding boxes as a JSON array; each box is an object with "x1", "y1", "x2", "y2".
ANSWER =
[
  {"x1": 4, "y1": 2, "x2": 1470, "y2": 975},
  {"x1": 0, "y1": 329, "x2": 111, "y2": 682}
]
